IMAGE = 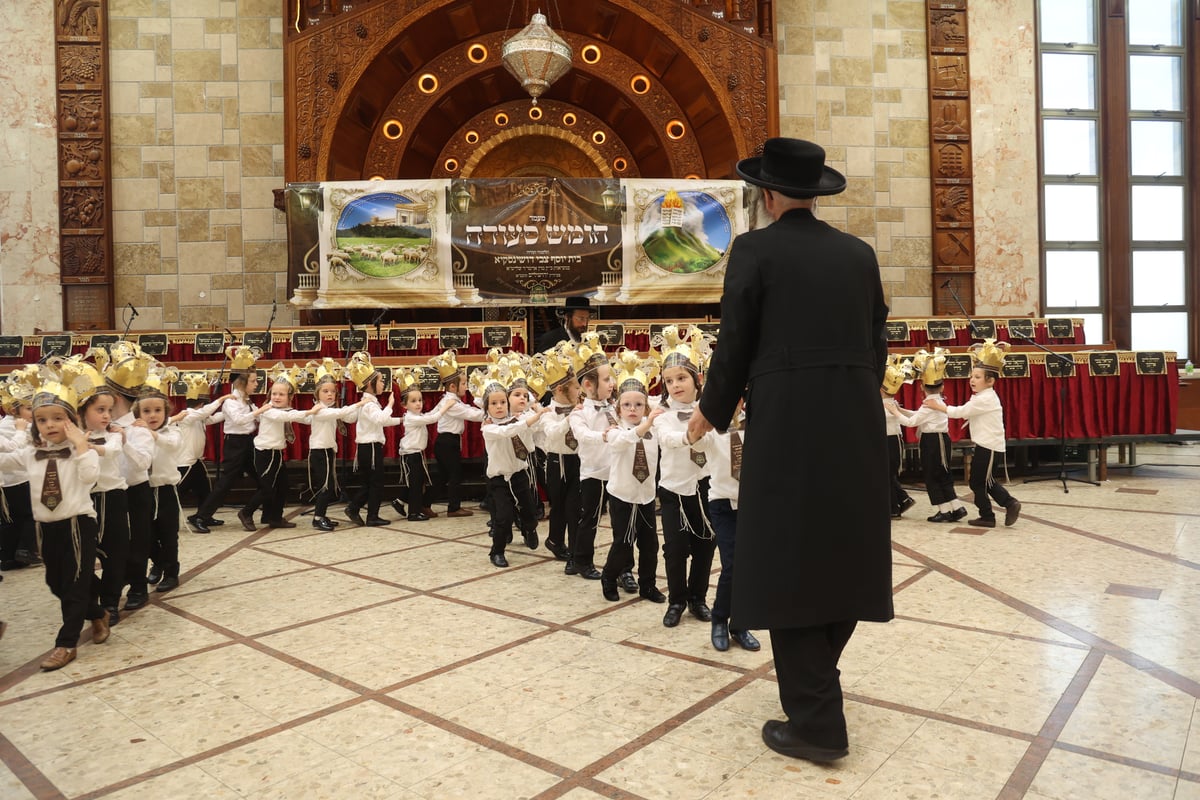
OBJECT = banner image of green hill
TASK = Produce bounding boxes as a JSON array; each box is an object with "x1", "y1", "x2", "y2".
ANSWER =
[{"x1": 641, "y1": 225, "x2": 723, "y2": 274}]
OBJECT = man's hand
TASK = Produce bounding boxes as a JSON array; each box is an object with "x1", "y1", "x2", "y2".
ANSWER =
[{"x1": 687, "y1": 407, "x2": 714, "y2": 442}]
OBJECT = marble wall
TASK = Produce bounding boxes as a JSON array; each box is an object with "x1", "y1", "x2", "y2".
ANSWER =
[
  {"x1": 0, "y1": 0, "x2": 63, "y2": 334},
  {"x1": 774, "y1": 0, "x2": 1040, "y2": 317},
  {"x1": 0, "y1": 0, "x2": 1040, "y2": 335}
]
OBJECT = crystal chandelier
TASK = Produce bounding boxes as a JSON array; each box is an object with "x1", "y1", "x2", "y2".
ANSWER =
[{"x1": 501, "y1": 11, "x2": 572, "y2": 105}]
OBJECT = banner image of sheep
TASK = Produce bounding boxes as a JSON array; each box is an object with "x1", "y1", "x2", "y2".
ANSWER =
[{"x1": 314, "y1": 180, "x2": 459, "y2": 308}]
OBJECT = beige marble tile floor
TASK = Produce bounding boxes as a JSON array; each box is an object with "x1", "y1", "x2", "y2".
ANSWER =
[{"x1": 3, "y1": 443, "x2": 1200, "y2": 798}]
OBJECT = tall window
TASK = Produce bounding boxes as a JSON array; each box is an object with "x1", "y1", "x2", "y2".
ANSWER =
[{"x1": 1038, "y1": 0, "x2": 1195, "y2": 358}]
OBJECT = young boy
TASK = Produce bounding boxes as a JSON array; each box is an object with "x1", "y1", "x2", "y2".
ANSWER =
[
  {"x1": 923, "y1": 339, "x2": 1021, "y2": 528},
  {"x1": 567, "y1": 333, "x2": 616, "y2": 580},
  {"x1": 880, "y1": 355, "x2": 916, "y2": 520},
  {"x1": 170, "y1": 373, "x2": 226, "y2": 524},
  {"x1": 345, "y1": 353, "x2": 401, "y2": 526},
  {"x1": 532, "y1": 344, "x2": 582, "y2": 561},
  {"x1": 430, "y1": 350, "x2": 485, "y2": 517}
]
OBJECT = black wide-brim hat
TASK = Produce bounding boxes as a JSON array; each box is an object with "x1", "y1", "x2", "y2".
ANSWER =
[
  {"x1": 563, "y1": 296, "x2": 592, "y2": 313},
  {"x1": 736, "y1": 138, "x2": 847, "y2": 198}
]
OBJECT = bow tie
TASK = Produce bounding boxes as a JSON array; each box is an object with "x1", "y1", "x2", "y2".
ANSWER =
[
  {"x1": 35, "y1": 448, "x2": 72, "y2": 460},
  {"x1": 88, "y1": 437, "x2": 107, "y2": 445},
  {"x1": 677, "y1": 411, "x2": 692, "y2": 422},
  {"x1": 555, "y1": 406, "x2": 573, "y2": 415}
]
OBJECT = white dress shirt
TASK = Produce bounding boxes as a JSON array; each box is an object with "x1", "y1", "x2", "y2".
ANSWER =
[
  {"x1": 605, "y1": 424, "x2": 659, "y2": 506},
  {"x1": 355, "y1": 395, "x2": 401, "y2": 444},
  {"x1": 481, "y1": 416, "x2": 530, "y2": 478},
  {"x1": 653, "y1": 401, "x2": 714, "y2": 496},
  {"x1": 219, "y1": 389, "x2": 258, "y2": 435},
  {"x1": 897, "y1": 395, "x2": 949, "y2": 434},
  {"x1": 175, "y1": 400, "x2": 225, "y2": 466},
  {"x1": 399, "y1": 408, "x2": 440, "y2": 455},
  {"x1": 0, "y1": 444, "x2": 99, "y2": 522},
  {"x1": 88, "y1": 429, "x2": 128, "y2": 492},
  {"x1": 437, "y1": 393, "x2": 485, "y2": 434},
  {"x1": 883, "y1": 397, "x2": 902, "y2": 436},
  {"x1": 309, "y1": 404, "x2": 359, "y2": 450},
  {"x1": 0, "y1": 416, "x2": 27, "y2": 486},
  {"x1": 253, "y1": 407, "x2": 311, "y2": 451},
  {"x1": 706, "y1": 428, "x2": 741, "y2": 508},
  {"x1": 569, "y1": 399, "x2": 614, "y2": 480},
  {"x1": 114, "y1": 411, "x2": 154, "y2": 487},
  {"x1": 946, "y1": 387, "x2": 1006, "y2": 452},
  {"x1": 148, "y1": 426, "x2": 183, "y2": 486},
  {"x1": 536, "y1": 400, "x2": 578, "y2": 455}
]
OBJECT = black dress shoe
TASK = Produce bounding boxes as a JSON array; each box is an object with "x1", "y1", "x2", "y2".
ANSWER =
[
  {"x1": 898, "y1": 496, "x2": 916, "y2": 514},
  {"x1": 236, "y1": 509, "x2": 256, "y2": 532},
  {"x1": 490, "y1": 552, "x2": 509, "y2": 568},
  {"x1": 313, "y1": 516, "x2": 336, "y2": 532},
  {"x1": 390, "y1": 499, "x2": 407, "y2": 517},
  {"x1": 619, "y1": 572, "x2": 638, "y2": 594},
  {"x1": 687, "y1": 600, "x2": 712, "y2": 622},
  {"x1": 123, "y1": 593, "x2": 150, "y2": 611},
  {"x1": 563, "y1": 560, "x2": 578, "y2": 576},
  {"x1": 186, "y1": 515, "x2": 210, "y2": 534},
  {"x1": 662, "y1": 603, "x2": 685, "y2": 627},
  {"x1": 639, "y1": 586, "x2": 666, "y2": 603},
  {"x1": 155, "y1": 576, "x2": 179, "y2": 593},
  {"x1": 1, "y1": 559, "x2": 29, "y2": 571},
  {"x1": 522, "y1": 528, "x2": 538, "y2": 550},
  {"x1": 761, "y1": 720, "x2": 848, "y2": 762},
  {"x1": 345, "y1": 507, "x2": 364, "y2": 526},
  {"x1": 950, "y1": 507, "x2": 969, "y2": 521},
  {"x1": 891, "y1": 511, "x2": 903, "y2": 520},
  {"x1": 711, "y1": 621, "x2": 730, "y2": 651},
  {"x1": 407, "y1": 513, "x2": 429, "y2": 522},
  {"x1": 147, "y1": 567, "x2": 162, "y2": 585},
  {"x1": 731, "y1": 629, "x2": 761, "y2": 651},
  {"x1": 927, "y1": 511, "x2": 951, "y2": 522},
  {"x1": 969, "y1": 517, "x2": 996, "y2": 528},
  {"x1": 105, "y1": 606, "x2": 120, "y2": 626},
  {"x1": 600, "y1": 577, "x2": 620, "y2": 602},
  {"x1": 576, "y1": 565, "x2": 601, "y2": 580},
  {"x1": 203, "y1": 517, "x2": 225, "y2": 526},
  {"x1": 544, "y1": 539, "x2": 568, "y2": 560},
  {"x1": 363, "y1": 517, "x2": 389, "y2": 527}
]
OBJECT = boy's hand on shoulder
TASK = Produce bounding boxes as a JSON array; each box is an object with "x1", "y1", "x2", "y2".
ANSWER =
[{"x1": 648, "y1": 406, "x2": 666, "y2": 420}]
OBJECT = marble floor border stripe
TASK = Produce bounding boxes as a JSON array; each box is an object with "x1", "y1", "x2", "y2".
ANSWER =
[
  {"x1": 843, "y1": 691, "x2": 1036, "y2": 743},
  {"x1": 996, "y1": 649, "x2": 1106, "y2": 800},
  {"x1": 891, "y1": 614, "x2": 1092, "y2": 651},
  {"x1": 1054, "y1": 740, "x2": 1200, "y2": 783},
  {"x1": 1021, "y1": 512, "x2": 1200, "y2": 571},
  {"x1": 618, "y1": 639, "x2": 755, "y2": 676},
  {"x1": 890, "y1": 541, "x2": 1200, "y2": 699},
  {"x1": 0, "y1": 730, "x2": 68, "y2": 800},
  {"x1": 893, "y1": 566, "x2": 932, "y2": 594},
  {"x1": 1022, "y1": 499, "x2": 1200, "y2": 519}
]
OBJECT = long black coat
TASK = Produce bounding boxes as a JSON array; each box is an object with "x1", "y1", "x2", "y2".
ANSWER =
[{"x1": 699, "y1": 208, "x2": 893, "y2": 630}]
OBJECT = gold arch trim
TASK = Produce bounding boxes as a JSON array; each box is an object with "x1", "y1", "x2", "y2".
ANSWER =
[{"x1": 459, "y1": 124, "x2": 613, "y2": 179}]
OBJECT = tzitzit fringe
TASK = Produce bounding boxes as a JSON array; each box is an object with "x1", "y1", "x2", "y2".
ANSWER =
[
  {"x1": 621, "y1": 501, "x2": 655, "y2": 546},
  {"x1": 939, "y1": 434, "x2": 951, "y2": 473},
  {"x1": 0, "y1": 485, "x2": 10, "y2": 525},
  {"x1": 36, "y1": 517, "x2": 85, "y2": 581}
]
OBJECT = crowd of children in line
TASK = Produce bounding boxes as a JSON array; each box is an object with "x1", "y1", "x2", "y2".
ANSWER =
[{"x1": 0, "y1": 327, "x2": 1021, "y2": 671}]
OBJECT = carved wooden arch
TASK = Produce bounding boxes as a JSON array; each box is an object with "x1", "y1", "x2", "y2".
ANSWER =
[
  {"x1": 458, "y1": 124, "x2": 614, "y2": 180},
  {"x1": 285, "y1": 0, "x2": 777, "y2": 183}
]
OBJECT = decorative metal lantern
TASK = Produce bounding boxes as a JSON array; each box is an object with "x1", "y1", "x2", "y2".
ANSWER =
[{"x1": 501, "y1": 12, "x2": 572, "y2": 105}]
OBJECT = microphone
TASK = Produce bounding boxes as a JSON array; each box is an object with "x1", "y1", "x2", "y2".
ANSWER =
[
  {"x1": 222, "y1": 327, "x2": 234, "y2": 339},
  {"x1": 940, "y1": 279, "x2": 952, "y2": 289},
  {"x1": 127, "y1": 302, "x2": 139, "y2": 318}
]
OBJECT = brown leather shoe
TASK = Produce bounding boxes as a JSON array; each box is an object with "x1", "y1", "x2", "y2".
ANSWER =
[
  {"x1": 237, "y1": 509, "x2": 257, "y2": 531},
  {"x1": 422, "y1": 507, "x2": 438, "y2": 518},
  {"x1": 40, "y1": 647, "x2": 77, "y2": 671},
  {"x1": 92, "y1": 614, "x2": 110, "y2": 644},
  {"x1": 446, "y1": 508, "x2": 474, "y2": 517}
]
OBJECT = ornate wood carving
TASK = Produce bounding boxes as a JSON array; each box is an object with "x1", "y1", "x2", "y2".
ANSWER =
[
  {"x1": 54, "y1": 0, "x2": 113, "y2": 329},
  {"x1": 927, "y1": 0, "x2": 975, "y2": 315}
]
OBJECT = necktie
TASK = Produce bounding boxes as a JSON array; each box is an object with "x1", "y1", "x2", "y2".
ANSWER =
[
  {"x1": 730, "y1": 430, "x2": 743, "y2": 480},
  {"x1": 285, "y1": 422, "x2": 296, "y2": 444},
  {"x1": 556, "y1": 406, "x2": 578, "y2": 450},
  {"x1": 36, "y1": 448, "x2": 71, "y2": 510},
  {"x1": 500, "y1": 418, "x2": 529, "y2": 460},
  {"x1": 633, "y1": 432, "x2": 651, "y2": 482}
]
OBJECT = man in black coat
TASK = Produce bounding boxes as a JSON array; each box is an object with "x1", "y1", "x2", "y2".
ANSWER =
[
  {"x1": 535, "y1": 296, "x2": 592, "y2": 353},
  {"x1": 689, "y1": 138, "x2": 893, "y2": 763}
]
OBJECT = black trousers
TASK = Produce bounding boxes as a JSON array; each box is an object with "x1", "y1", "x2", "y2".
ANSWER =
[
  {"x1": 487, "y1": 471, "x2": 538, "y2": 556},
  {"x1": 601, "y1": 497, "x2": 657, "y2": 587},
  {"x1": 659, "y1": 482, "x2": 716, "y2": 606},
  {"x1": 177, "y1": 461, "x2": 211, "y2": 510},
  {"x1": 93, "y1": 488, "x2": 130, "y2": 609},
  {"x1": 124, "y1": 481, "x2": 153, "y2": 597},
  {"x1": 544, "y1": 452, "x2": 580, "y2": 553},
  {"x1": 400, "y1": 451, "x2": 427, "y2": 515},
  {"x1": 41, "y1": 515, "x2": 103, "y2": 648},
  {"x1": 196, "y1": 433, "x2": 258, "y2": 519},
  {"x1": 919, "y1": 432, "x2": 957, "y2": 505},
  {"x1": 969, "y1": 446, "x2": 1013, "y2": 520},
  {"x1": 887, "y1": 434, "x2": 911, "y2": 510},
  {"x1": 310, "y1": 447, "x2": 338, "y2": 517},
  {"x1": 770, "y1": 621, "x2": 859, "y2": 750},
  {"x1": 709, "y1": 498, "x2": 738, "y2": 626},
  {"x1": 1, "y1": 482, "x2": 37, "y2": 560},
  {"x1": 434, "y1": 432, "x2": 464, "y2": 511},
  {"x1": 244, "y1": 448, "x2": 288, "y2": 522},
  {"x1": 148, "y1": 485, "x2": 181, "y2": 579},
  {"x1": 348, "y1": 442, "x2": 386, "y2": 517},
  {"x1": 574, "y1": 477, "x2": 606, "y2": 569}
]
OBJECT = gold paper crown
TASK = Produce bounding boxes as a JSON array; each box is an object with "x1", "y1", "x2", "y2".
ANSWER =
[
  {"x1": 550, "y1": 339, "x2": 586, "y2": 374},
  {"x1": 226, "y1": 344, "x2": 262, "y2": 375},
  {"x1": 345, "y1": 351, "x2": 380, "y2": 389},
  {"x1": 181, "y1": 371, "x2": 214, "y2": 400},
  {"x1": 428, "y1": 349, "x2": 463, "y2": 383},
  {"x1": 47, "y1": 354, "x2": 109, "y2": 405},
  {"x1": 969, "y1": 338, "x2": 1009, "y2": 373},
  {"x1": 468, "y1": 361, "x2": 508, "y2": 402},
  {"x1": 651, "y1": 325, "x2": 712, "y2": 374},
  {"x1": 307, "y1": 357, "x2": 343, "y2": 388},
  {"x1": 140, "y1": 364, "x2": 180, "y2": 400},
  {"x1": 32, "y1": 379, "x2": 81, "y2": 416},
  {"x1": 881, "y1": 355, "x2": 913, "y2": 395},
  {"x1": 391, "y1": 366, "x2": 419, "y2": 393},
  {"x1": 613, "y1": 348, "x2": 659, "y2": 396},
  {"x1": 2, "y1": 367, "x2": 39, "y2": 412},
  {"x1": 574, "y1": 332, "x2": 608, "y2": 378},
  {"x1": 104, "y1": 340, "x2": 155, "y2": 395},
  {"x1": 911, "y1": 347, "x2": 949, "y2": 386},
  {"x1": 267, "y1": 362, "x2": 307, "y2": 392},
  {"x1": 531, "y1": 348, "x2": 575, "y2": 393}
]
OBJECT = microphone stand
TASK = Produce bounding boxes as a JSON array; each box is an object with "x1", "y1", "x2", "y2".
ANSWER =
[
  {"x1": 942, "y1": 279, "x2": 979, "y2": 339},
  {"x1": 337, "y1": 314, "x2": 357, "y2": 504},
  {"x1": 1010, "y1": 330, "x2": 1099, "y2": 492},
  {"x1": 122, "y1": 303, "x2": 138, "y2": 340},
  {"x1": 213, "y1": 328, "x2": 234, "y2": 484}
]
